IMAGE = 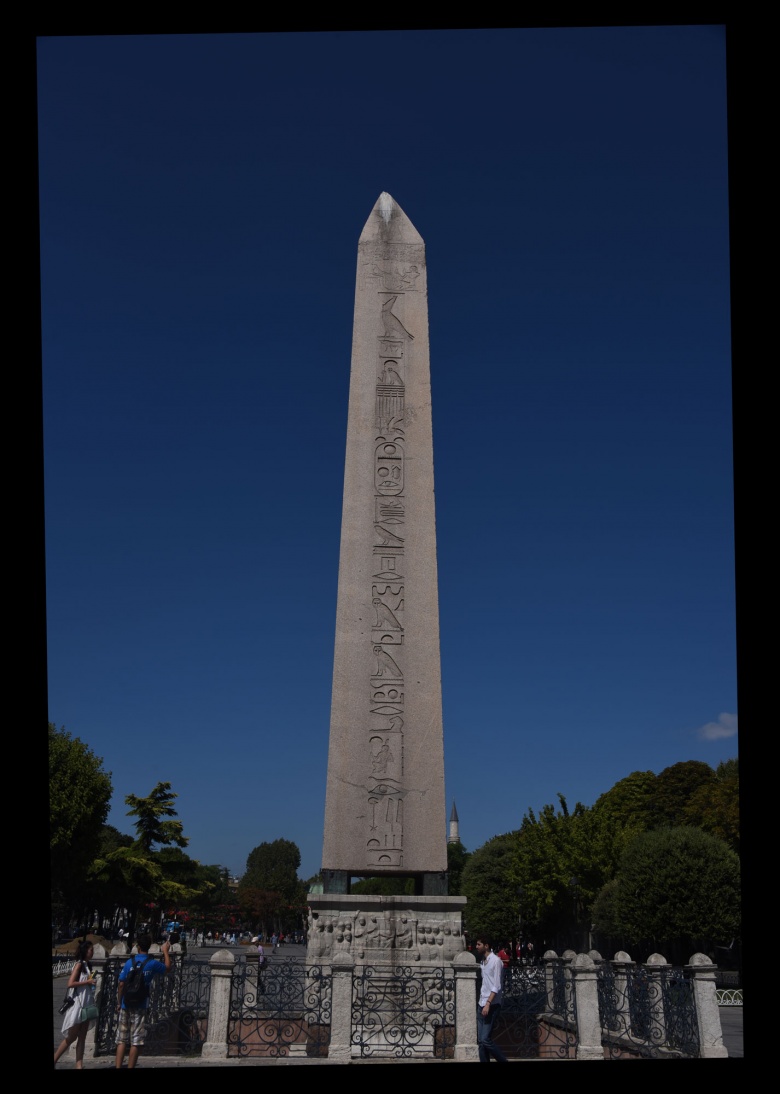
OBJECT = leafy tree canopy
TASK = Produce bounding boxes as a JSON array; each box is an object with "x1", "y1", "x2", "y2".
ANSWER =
[
  {"x1": 240, "y1": 839, "x2": 301, "y2": 898},
  {"x1": 351, "y1": 877, "x2": 415, "y2": 895},
  {"x1": 592, "y1": 770, "x2": 657, "y2": 830},
  {"x1": 446, "y1": 841, "x2": 471, "y2": 896},
  {"x1": 591, "y1": 826, "x2": 741, "y2": 963},
  {"x1": 49, "y1": 723, "x2": 113, "y2": 897},
  {"x1": 649, "y1": 760, "x2": 716, "y2": 828},
  {"x1": 684, "y1": 757, "x2": 739, "y2": 852},
  {"x1": 125, "y1": 782, "x2": 188, "y2": 853},
  {"x1": 461, "y1": 832, "x2": 521, "y2": 944}
]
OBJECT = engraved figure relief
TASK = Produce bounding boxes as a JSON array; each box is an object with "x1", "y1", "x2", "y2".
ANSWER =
[
  {"x1": 372, "y1": 595, "x2": 402, "y2": 629},
  {"x1": 354, "y1": 913, "x2": 381, "y2": 958},
  {"x1": 370, "y1": 736, "x2": 394, "y2": 776},
  {"x1": 363, "y1": 263, "x2": 421, "y2": 292},
  {"x1": 308, "y1": 914, "x2": 334, "y2": 961},
  {"x1": 372, "y1": 645, "x2": 402, "y2": 678},
  {"x1": 380, "y1": 295, "x2": 414, "y2": 341},
  {"x1": 374, "y1": 525, "x2": 404, "y2": 549},
  {"x1": 441, "y1": 918, "x2": 465, "y2": 961},
  {"x1": 394, "y1": 914, "x2": 419, "y2": 961},
  {"x1": 333, "y1": 918, "x2": 353, "y2": 955},
  {"x1": 378, "y1": 360, "x2": 403, "y2": 385},
  {"x1": 359, "y1": 241, "x2": 425, "y2": 291},
  {"x1": 372, "y1": 588, "x2": 403, "y2": 646},
  {"x1": 367, "y1": 716, "x2": 404, "y2": 791}
]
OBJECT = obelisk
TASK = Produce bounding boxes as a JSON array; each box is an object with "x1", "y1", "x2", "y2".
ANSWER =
[{"x1": 320, "y1": 193, "x2": 448, "y2": 894}]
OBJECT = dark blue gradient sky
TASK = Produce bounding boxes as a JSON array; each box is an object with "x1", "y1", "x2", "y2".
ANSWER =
[{"x1": 40, "y1": 27, "x2": 735, "y2": 881}]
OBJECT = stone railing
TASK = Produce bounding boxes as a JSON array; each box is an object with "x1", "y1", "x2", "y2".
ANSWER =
[
  {"x1": 543, "y1": 948, "x2": 728, "y2": 1059},
  {"x1": 76, "y1": 943, "x2": 728, "y2": 1061}
]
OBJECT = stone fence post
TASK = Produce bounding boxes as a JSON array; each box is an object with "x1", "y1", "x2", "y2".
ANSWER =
[
  {"x1": 453, "y1": 952, "x2": 478, "y2": 1061},
  {"x1": 328, "y1": 953, "x2": 355, "y2": 1062},
  {"x1": 610, "y1": 951, "x2": 634, "y2": 1031},
  {"x1": 543, "y1": 951, "x2": 564, "y2": 1013},
  {"x1": 83, "y1": 942, "x2": 108, "y2": 1061},
  {"x1": 201, "y1": 948, "x2": 235, "y2": 1059},
  {"x1": 569, "y1": 952, "x2": 603, "y2": 1060},
  {"x1": 643, "y1": 953, "x2": 669, "y2": 1047},
  {"x1": 686, "y1": 952, "x2": 728, "y2": 1058}
]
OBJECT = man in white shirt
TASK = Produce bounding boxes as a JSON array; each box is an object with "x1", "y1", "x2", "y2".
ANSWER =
[{"x1": 475, "y1": 936, "x2": 509, "y2": 1063}]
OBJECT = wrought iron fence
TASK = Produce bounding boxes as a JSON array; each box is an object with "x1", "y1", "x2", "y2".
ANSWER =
[
  {"x1": 94, "y1": 956, "x2": 211, "y2": 1057},
  {"x1": 351, "y1": 965, "x2": 455, "y2": 1059},
  {"x1": 227, "y1": 958, "x2": 331, "y2": 1058},
  {"x1": 494, "y1": 962, "x2": 577, "y2": 1058},
  {"x1": 597, "y1": 963, "x2": 699, "y2": 1059}
]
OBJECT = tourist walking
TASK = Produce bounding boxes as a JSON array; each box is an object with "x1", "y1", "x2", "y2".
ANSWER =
[
  {"x1": 475, "y1": 936, "x2": 509, "y2": 1063},
  {"x1": 114, "y1": 935, "x2": 172, "y2": 1068},
  {"x1": 54, "y1": 941, "x2": 99, "y2": 1069}
]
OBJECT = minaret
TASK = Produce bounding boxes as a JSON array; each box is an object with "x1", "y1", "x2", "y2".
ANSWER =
[
  {"x1": 448, "y1": 801, "x2": 460, "y2": 845},
  {"x1": 320, "y1": 193, "x2": 447, "y2": 894}
]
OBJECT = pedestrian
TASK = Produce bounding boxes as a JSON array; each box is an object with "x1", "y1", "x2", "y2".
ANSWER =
[
  {"x1": 54, "y1": 941, "x2": 99, "y2": 1069},
  {"x1": 114, "y1": 934, "x2": 172, "y2": 1068},
  {"x1": 475, "y1": 936, "x2": 508, "y2": 1063},
  {"x1": 253, "y1": 936, "x2": 267, "y2": 995}
]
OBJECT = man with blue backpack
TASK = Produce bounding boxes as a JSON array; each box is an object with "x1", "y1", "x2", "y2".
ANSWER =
[{"x1": 115, "y1": 934, "x2": 172, "y2": 1068}]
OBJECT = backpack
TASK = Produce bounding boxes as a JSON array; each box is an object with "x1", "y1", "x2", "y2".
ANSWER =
[{"x1": 123, "y1": 955, "x2": 152, "y2": 1009}]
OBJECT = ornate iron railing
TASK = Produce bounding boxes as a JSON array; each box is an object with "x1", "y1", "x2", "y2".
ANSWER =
[
  {"x1": 351, "y1": 965, "x2": 455, "y2": 1058},
  {"x1": 94, "y1": 956, "x2": 211, "y2": 1057},
  {"x1": 597, "y1": 963, "x2": 699, "y2": 1058},
  {"x1": 495, "y1": 962, "x2": 577, "y2": 1058},
  {"x1": 227, "y1": 958, "x2": 331, "y2": 1058}
]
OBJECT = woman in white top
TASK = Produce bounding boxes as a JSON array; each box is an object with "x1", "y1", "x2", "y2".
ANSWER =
[{"x1": 54, "y1": 941, "x2": 98, "y2": 1069}]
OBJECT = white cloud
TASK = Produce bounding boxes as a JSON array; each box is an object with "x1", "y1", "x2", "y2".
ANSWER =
[{"x1": 696, "y1": 712, "x2": 738, "y2": 741}]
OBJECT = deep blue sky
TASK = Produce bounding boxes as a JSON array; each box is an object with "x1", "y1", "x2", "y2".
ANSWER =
[{"x1": 40, "y1": 27, "x2": 735, "y2": 883}]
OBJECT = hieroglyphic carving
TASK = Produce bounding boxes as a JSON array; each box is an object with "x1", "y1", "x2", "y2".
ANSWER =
[
  {"x1": 375, "y1": 441, "x2": 403, "y2": 494},
  {"x1": 366, "y1": 287, "x2": 415, "y2": 868},
  {"x1": 359, "y1": 241, "x2": 425, "y2": 293},
  {"x1": 380, "y1": 295, "x2": 414, "y2": 341},
  {"x1": 370, "y1": 686, "x2": 404, "y2": 716}
]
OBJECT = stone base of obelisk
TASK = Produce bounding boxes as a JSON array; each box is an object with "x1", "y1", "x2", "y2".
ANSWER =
[
  {"x1": 306, "y1": 895, "x2": 471, "y2": 1059},
  {"x1": 307, "y1": 894, "x2": 467, "y2": 964}
]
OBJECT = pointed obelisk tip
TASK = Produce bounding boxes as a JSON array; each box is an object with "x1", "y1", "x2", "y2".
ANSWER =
[{"x1": 360, "y1": 192, "x2": 424, "y2": 245}]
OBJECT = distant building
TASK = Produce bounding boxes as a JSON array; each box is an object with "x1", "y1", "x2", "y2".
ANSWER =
[{"x1": 448, "y1": 801, "x2": 460, "y2": 845}]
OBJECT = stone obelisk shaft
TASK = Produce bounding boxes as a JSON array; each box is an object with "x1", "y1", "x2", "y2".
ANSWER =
[{"x1": 321, "y1": 193, "x2": 447, "y2": 885}]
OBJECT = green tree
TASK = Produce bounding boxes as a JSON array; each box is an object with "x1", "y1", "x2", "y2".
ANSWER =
[
  {"x1": 591, "y1": 826, "x2": 741, "y2": 964},
  {"x1": 89, "y1": 782, "x2": 197, "y2": 939},
  {"x1": 238, "y1": 839, "x2": 305, "y2": 935},
  {"x1": 351, "y1": 877, "x2": 415, "y2": 895},
  {"x1": 649, "y1": 760, "x2": 716, "y2": 828},
  {"x1": 592, "y1": 770, "x2": 657, "y2": 831},
  {"x1": 446, "y1": 841, "x2": 471, "y2": 896},
  {"x1": 512, "y1": 794, "x2": 642, "y2": 952},
  {"x1": 49, "y1": 723, "x2": 113, "y2": 917},
  {"x1": 125, "y1": 782, "x2": 188, "y2": 852},
  {"x1": 461, "y1": 832, "x2": 521, "y2": 945},
  {"x1": 684, "y1": 757, "x2": 739, "y2": 853}
]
